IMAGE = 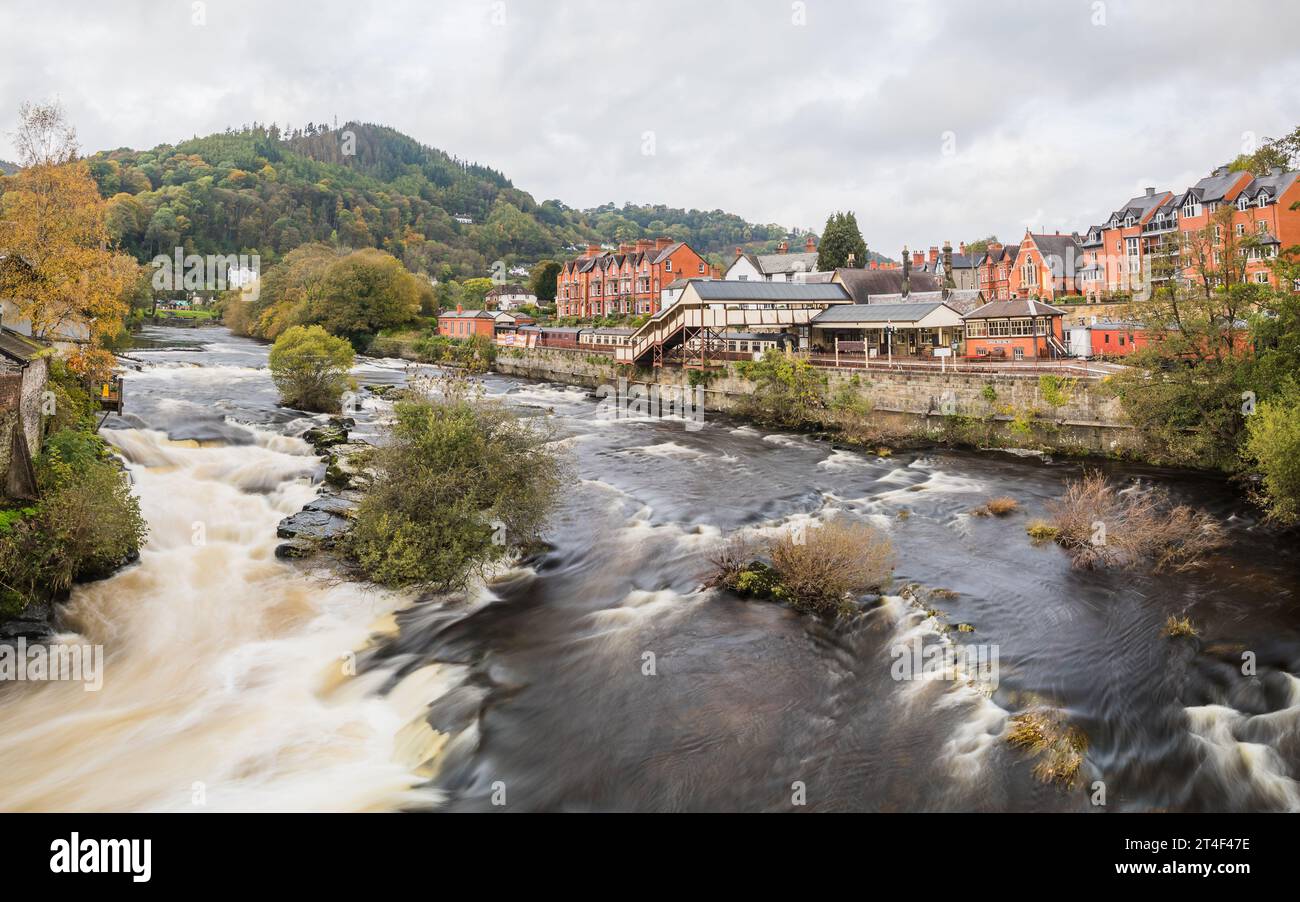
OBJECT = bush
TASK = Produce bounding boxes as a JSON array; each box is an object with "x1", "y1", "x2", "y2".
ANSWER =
[
  {"x1": 1243, "y1": 386, "x2": 1300, "y2": 525},
  {"x1": 268, "y1": 325, "x2": 356, "y2": 412},
  {"x1": 344, "y1": 382, "x2": 563, "y2": 591},
  {"x1": 1046, "y1": 471, "x2": 1224, "y2": 572},
  {"x1": 1025, "y1": 521, "x2": 1059, "y2": 542},
  {"x1": 973, "y1": 496, "x2": 1019, "y2": 517},
  {"x1": 0, "y1": 439, "x2": 147, "y2": 616},
  {"x1": 708, "y1": 519, "x2": 893, "y2": 616},
  {"x1": 1007, "y1": 708, "x2": 1088, "y2": 788},
  {"x1": 733, "y1": 349, "x2": 827, "y2": 427}
]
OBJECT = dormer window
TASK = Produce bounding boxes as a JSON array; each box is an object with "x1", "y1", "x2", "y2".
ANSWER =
[
  {"x1": 1237, "y1": 195, "x2": 1249, "y2": 211},
  {"x1": 1124, "y1": 216, "x2": 1134, "y2": 227},
  {"x1": 1258, "y1": 194, "x2": 1269, "y2": 208}
]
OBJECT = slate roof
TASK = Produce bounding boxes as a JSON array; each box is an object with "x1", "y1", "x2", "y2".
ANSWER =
[
  {"x1": 1029, "y1": 233, "x2": 1084, "y2": 262},
  {"x1": 963, "y1": 299, "x2": 1068, "y2": 319},
  {"x1": 752, "y1": 251, "x2": 820, "y2": 275},
  {"x1": 0, "y1": 328, "x2": 46, "y2": 365},
  {"x1": 1182, "y1": 167, "x2": 1249, "y2": 204},
  {"x1": 812, "y1": 302, "x2": 953, "y2": 325},
  {"x1": 833, "y1": 268, "x2": 941, "y2": 303},
  {"x1": 1239, "y1": 168, "x2": 1300, "y2": 203},
  {"x1": 438, "y1": 308, "x2": 496, "y2": 319},
  {"x1": 690, "y1": 281, "x2": 851, "y2": 302}
]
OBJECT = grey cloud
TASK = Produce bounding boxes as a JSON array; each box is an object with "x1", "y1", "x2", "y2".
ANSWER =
[{"x1": 0, "y1": 0, "x2": 1297, "y2": 254}]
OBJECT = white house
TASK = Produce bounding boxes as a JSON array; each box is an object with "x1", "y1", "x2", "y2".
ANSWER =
[
  {"x1": 484, "y1": 283, "x2": 536, "y2": 311},
  {"x1": 724, "y1": 236, "x2": 823, "y2": 283}
]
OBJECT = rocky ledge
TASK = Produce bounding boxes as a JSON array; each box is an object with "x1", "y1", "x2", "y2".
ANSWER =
[{"x1": 275, "y1": 416, "x2": 374, "y2": 560}]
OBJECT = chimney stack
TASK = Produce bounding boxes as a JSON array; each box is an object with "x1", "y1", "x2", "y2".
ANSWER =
[
  {"x1": 777, "y1": 240, "x2": 789, "y2": 254},
  {"x1": 912, "y1": 250, "x2": 924, "y2": 268},
  {"x1": 959, "y1": 241, "x2": 967, "y2": 255},
  {"x1": 456, "y1": 303, "x2": 463, "y2": 314},
  {"x1": 902, "y1": 245, "x2": 911, "y2": 297},
  {"x1": 734, "y1": 246, "x2": 743, "y2": 258},
  {"x1": 804, "y1": 235, "x2": 817, "y2": 254},
  {"x1": 928, "y1": 246, "x2": 939, "y2": 266},
  {"x1": 655, "y1": 236, "x2": 673, "y2": 250},
  {"x1": 636, "y1": 238, "x2": 653, "y2": 251},
  {"x1": 1145, "y1": 186, "x2": 1155, "y2": 197},
  {"x1": 586, "y1": 243, "x2": 600, "y2": 257},
  {"x1": 942, "y1": 241, "x2": 954, "y2": 297}
]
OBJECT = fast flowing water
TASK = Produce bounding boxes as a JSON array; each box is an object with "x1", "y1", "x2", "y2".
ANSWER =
[{"x1": 0, "y1": 326, "x2": 1297, "y2": 812}]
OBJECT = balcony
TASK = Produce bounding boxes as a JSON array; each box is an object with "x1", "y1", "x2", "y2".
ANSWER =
[{"x1": 1141, "y1": 217, "x2": 1177, "y2": 234}]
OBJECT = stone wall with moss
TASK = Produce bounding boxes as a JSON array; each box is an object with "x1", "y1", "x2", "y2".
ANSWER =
[{"x1": 492, "y1": 347, "x2": 1139, "y2": 455}]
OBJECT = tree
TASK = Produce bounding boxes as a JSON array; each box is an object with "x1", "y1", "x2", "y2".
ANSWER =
[
  {"x1": 816, "y1": 211, "x2": 868, "y2": 270},
  {"x1": 965, "y1": 235, "x2": 999, "y2": 256},
  {"x1": 0, "y1": 103, "x2": 138, "y2": 342},
  {"x1": 530, "y1": 259, "x2": 560, "y2": 302},
  {"x1": 344, "y1": 381, "x2": 563, "y2": 591},
  {"x1": 268, "y1": 325, "x2": 355, "y2": 412},
  {"x1": 304, "y1": 248, "x2": 423, "y2": 346},
  {"x1": 1244, "y1": 385, "x2": 1300, "y2": 525},
  {"x1": 12, "y1": 100, "x2": 78, "y2": 167}
]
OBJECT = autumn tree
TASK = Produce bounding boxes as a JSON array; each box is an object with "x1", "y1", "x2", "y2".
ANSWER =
[
  {"x1": 0, "y1": 102, "x2": 137, "y2": 342},
  {"x1": 304, "y1": 247, "x2": 422, "y2": 346}
]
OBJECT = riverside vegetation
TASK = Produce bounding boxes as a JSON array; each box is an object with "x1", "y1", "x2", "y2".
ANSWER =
[
  {"x1": 0, "y1": 361, "x2": 147, "y2": 623},
  {"x1": 342, "y1": 374, "x2": 564, "y2": 593}
]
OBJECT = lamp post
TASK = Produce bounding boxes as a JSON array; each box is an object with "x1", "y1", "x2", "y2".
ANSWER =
[{"x1": 886, "y1": 322, "x2": 894, "y2": 366}]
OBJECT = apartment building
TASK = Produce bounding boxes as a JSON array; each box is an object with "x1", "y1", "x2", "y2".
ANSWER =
[
  {"x1": 556, "y1": 238, "x2": 708, "y2": 318},
  {"x1": 1080, "y1": 165, "x2": 1300, "y2": 297}
]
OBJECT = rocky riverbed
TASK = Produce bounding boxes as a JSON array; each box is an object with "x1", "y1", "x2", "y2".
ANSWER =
[{"x1": 274, "y1": 414, "x2": 373, "y2": 560}]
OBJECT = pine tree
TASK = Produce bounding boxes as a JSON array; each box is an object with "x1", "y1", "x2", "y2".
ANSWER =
[{"x1": 816, "y1": 211, "x2": 868, "y2": 270}]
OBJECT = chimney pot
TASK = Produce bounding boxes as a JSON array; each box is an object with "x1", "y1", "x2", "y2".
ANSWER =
[
  {"x1": 804, "y1": 236, "x2": 816, "y2": 253},
  {"x1": 456, "y1": 303, "x2": 463, "y2": 314},
  {"x1": 734, "y1": 246, "x2": 743, "y2": 258},
  {"x1": 959, "y1": 242, "x2": 967, "y2": 255}
]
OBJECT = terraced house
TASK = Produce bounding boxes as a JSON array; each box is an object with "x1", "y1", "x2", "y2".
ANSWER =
[
  {"x1": 556, "y1": 238, "x2": 708, "y2": 318},
  {"x1": 1079, "y1": 165, "x2": 1300, "y2": 297}
]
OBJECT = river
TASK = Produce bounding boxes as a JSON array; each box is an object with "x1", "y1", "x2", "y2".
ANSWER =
[{"x1": 0, "y1": 325, "x2": 1296, "y2": 812}]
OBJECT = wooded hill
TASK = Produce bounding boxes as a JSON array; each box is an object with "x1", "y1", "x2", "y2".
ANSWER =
[{"x1": 80, "y1": 122, "x2": 792, "y2": 279}]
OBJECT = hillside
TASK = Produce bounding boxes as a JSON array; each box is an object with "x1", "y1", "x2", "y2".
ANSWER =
[
  {"x1": 0, "y1": 160, "x2": 17, "y2": 175},
  {"x1": 78, "y1": 122, "x2": 795, "y2": 278}
]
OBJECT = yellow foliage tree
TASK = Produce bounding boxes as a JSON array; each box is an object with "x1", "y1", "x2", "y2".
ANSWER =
[{"x1": 0, "y1": 160, "x2": 138, "y2": 343}]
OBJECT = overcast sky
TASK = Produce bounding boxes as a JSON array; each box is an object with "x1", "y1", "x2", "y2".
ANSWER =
[{"x1": 2, "y1": 0, "x2": 1298, "y2": 253}]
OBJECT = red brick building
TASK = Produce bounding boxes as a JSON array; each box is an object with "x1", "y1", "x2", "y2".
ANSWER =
[
  {"x1": 962, "y1": 299, "x2": 1067, "y2": 360},
  {"x1": 1079, "y1": 165, "x2": 1300, "y2": 297},
  {"x1": 1005, "y1": 231, "x2": 1085, "y2": 301},
  {"x1": 556, "y1": 238, "x2": 707, "y2": 318},
  {"x1": 437, "y1": 306, "x2": 497, "y2": 339},
  {"x1": 973, "y1": 242, "x2": 1019, "y2": 300}
]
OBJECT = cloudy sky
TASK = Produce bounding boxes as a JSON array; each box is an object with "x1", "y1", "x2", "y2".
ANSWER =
[{"x1": 2, "y1": 0, "x2": 1298, "y2": 253}]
